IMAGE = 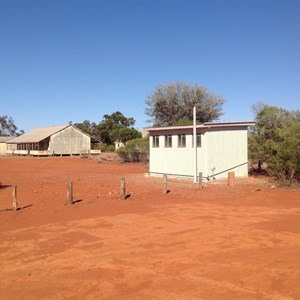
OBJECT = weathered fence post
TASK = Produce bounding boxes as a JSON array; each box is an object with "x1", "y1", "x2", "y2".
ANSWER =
[
  {"x1": 163, "y1": 174, "x2": 168, "y2": 194},
  {"x1": 12, "y1": 185, "x2": 18, "y2": 211},
  {"x1": 198, "y1": 172, "x2": 203, "y2": 189},
  {"x1": 120, "y1": 177, "x2": 126, "y2": 200},
  {"x1": 228, "y1": 171, "x2": 235, "y2": 187},
  {"x1": 66, "y1": 182, "x2": 73, "y2": 204}
]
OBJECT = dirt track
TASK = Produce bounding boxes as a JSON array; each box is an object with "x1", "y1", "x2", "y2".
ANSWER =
[{"x1": 1, "y1": 156, "x2": 300, "y2": 299}]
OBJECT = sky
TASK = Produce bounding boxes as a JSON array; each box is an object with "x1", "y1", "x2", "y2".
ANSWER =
[{"x1": 1, "y1": 0, "x2": 299, "y2": 132}]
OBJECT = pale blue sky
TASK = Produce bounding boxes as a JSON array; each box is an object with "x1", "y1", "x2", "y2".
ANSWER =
[{"x1": 1, "y1": 0, "x2": 299, "y2": 132}]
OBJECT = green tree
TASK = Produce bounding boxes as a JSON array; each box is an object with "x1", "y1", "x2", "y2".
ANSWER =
[
  {"x1": 74, "y1": 111, "x2": 139, "y2": 146},
  {"x1": 101, "y1": 111, "x2": 135, "y2": 128},
  {"x1": 0, "y1": 116, "x2": 19, "y2": 136},
  {"x1": 74, "y1": 120, "x2": 98, "y2": 138},
  {"x1": 109, "y1": 126, "x2": 141, "y2": 144},
  {"x1": 249, "y1": 105, "x2": 292, "y2": 170},
  {"x1": 96, "y1": 111, "x2": 136, "y2": 144},
  {"x1": 249, "y1": 104, "x2": 300, "y2": 185},
  {"x1": 267, "y1": 121, "x2": 300, "y2": 185},
  {"x1": 145, "y1": 82, "x2": 224, "y2": 126}
]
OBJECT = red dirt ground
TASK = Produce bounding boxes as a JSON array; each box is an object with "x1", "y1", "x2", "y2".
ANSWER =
[{"x1": 0, "y1": 155, "x2": 300, "y2": 300}]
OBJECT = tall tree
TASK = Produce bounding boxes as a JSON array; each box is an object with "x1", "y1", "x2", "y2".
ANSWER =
[
  {"x1": 249, "y1": 104, "x2": 292, "y2": 169},
  {"x1": 249, "y1": 104, "x2": 300, "y2": 185},
  {"x1": 0, "y1": 116, "x2": 19, "y2": 136},
  {"x1": 109, "y1": 126, "x2": 141, "y2": 144},
  {"x1": 272, "y1": 121, "x2": 300, "y2": 185},
  {"x1": 145, "y1": 82, "x2": 224, "y2": 126},
  {"x1": 74, "y1": 111, "x2": 139, "y2": 145},
  {"x1": 74, "y1": 120, "x2": 98, "y2": 138},
  {"x1": 97, "y1": 112, "x2": 137, "y2": 144}
]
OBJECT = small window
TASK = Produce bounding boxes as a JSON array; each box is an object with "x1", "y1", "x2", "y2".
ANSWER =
[
  {"x1": 197, "y1": 135, "x2": 202, "y2": 147},
  {"x1": 165, "y1": 135, "x2": 172, "y2": 148},
  {"x1": 152, "y1": 136, "x2": 159, "y2": 148},
  {"x1": 178, "y1": 134, "x2": 186, "y2": 147},
  {"x1": 192, "y1": 134, "x2": 202, "y2": 147}
]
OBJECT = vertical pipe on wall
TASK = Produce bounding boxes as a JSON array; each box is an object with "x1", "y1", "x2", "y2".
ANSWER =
[{"x1": 193, "y1": 106, "x2": 197, "y2": 183}]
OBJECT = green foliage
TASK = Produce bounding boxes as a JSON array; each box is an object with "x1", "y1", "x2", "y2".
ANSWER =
[
  {"x1": 267, "y1": 122, "x2": 300, "y2": 185},
  {"x1": 0, "y1": 116, "x2": 19, "y2": 136},
  {"x1": 174, "y1": 118, "x2": 193, "y2": 126},
  {"x1": 98, "y1": 143, "x2": 115, "y2": 152},
  {"x1": 116, "y1": 137, "x2": 149, "y2": 162},
  {"x1": 74, "y1": 120, "x2": 98, "y2": 137},
  {"x1": 145, "y1": 82, "x2": 224, "y2": 126},
  {"x1": 96, "y1": 111, "x2": 136, "y2": 144},
  {"x1": 109, "y1": 126, "x2": 141, "y2": 144},
  {"x1": 74, "y1": 111, "x2": 139, "y2": 145},
  {"x1": 101, "y1": 111, "x2": 135, "y2": 127},
  {"x1": 249, "y1": 104, "x2": 300, "y2": 185}
]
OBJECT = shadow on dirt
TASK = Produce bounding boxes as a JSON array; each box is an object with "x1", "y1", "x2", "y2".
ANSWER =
[
  {"x1": 73, "y1": 199, "x2": 83, "y2": 204},
  {"x1": 0, "y1": 183, "x2": 11, "y2": 190},
  {"x1": 0, "y1": 204, "x2": 33, "y2": 212}
]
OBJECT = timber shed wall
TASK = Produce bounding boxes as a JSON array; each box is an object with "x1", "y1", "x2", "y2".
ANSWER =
[{"x1": 49, "y1": 126, "x2": 91, "y2": 155}]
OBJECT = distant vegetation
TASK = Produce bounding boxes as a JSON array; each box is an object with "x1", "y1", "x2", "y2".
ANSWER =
[
  {"x1": 249, "y1": 104, "x2": 300, "y2": 186},
  {"x1": 74, "y1": 111, "x2": 141, "y2": 150},
  {"x1": 116, "y1": 137, "x2": 149, "y2": 162}
]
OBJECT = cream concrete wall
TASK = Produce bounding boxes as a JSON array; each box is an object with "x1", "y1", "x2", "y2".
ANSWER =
[
  {"x1": 49, "y1": 126, "x2": 91, "y2": 155},
  {"x1": 149, "y1": 127, "x2": 249, "y2": 180}
]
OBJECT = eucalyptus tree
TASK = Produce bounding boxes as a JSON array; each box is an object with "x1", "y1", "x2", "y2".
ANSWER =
[{"x1": 145, "y1": 82, "x2": 225, "y2": 126}]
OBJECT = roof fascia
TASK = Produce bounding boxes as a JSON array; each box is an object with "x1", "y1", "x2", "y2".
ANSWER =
[{"x1": 146, "y1": 121, "x2": 255, "y2": 133}]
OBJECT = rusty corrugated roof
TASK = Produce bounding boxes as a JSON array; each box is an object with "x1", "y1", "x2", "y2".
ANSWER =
[{"x1": 7, "y1": 125, "x2": 70, "y2": 144}]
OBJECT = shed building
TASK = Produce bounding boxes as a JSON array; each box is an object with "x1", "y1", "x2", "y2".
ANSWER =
[
  {"x1": 148, "y1": 121, "x2": 255, "y2": 180},
  {"x1": 0, "y1": 137, "x2": 11, "y2": 155},
  {"x1": 6, "y1": 124, "x2": 100, "y2": 156}
]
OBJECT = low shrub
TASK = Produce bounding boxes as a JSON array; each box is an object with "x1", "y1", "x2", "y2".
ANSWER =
[
  {"x1": 99, "y1": 144, "x2": 115, "y2": 152},
  {"x1": 117, "y1": 137, "x2": 149, "y2": 162}
]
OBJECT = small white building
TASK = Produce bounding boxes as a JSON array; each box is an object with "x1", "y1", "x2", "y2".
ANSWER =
[
  {"x1": 147, "y1": 121, "x2": 255, "y2": 180},
  {"x1": 114, "y1": 140, "x2": 125, "y2": 151},
  {"x1": 6, "y1": 124, "x2": 101, "y2": 156}
]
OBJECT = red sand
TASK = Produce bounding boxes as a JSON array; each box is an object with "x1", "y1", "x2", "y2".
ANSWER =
[{"x1": 1, "y1": 156, "x2": 300, "y2": 299}]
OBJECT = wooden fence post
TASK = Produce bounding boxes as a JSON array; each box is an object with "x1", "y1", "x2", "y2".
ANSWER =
[
  {"x1": 198, "y1": 172, "x2": 203, "y2": 189},
  {"x1": 12, "y1": 185, "x2": 18, "y2": 211},
  {"x1": 228, "y1": 171, "x2": 235, "y2": 187},
  {"x1": 163, "y1": 174, "x2": 168, "y2": 194},
  {"x1": 120, "y1": 177, "x2": 126, "y2": 200},
  {"x1": 66, "y1": 182, "x2": 73, "y2": 204}
]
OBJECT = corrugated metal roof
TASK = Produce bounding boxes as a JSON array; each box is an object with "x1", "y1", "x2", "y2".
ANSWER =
[
  {"x1": 7, "y1": 125, "x2": 70, "y2": 144},
  {"x1": 0, "y1": 136, "x2": 13, "y2": 143}
]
